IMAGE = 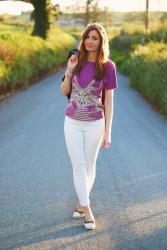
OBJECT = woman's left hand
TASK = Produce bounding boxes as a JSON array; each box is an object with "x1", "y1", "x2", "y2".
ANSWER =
[{"x1": 101, "y1": 132, "x2": 111, "y2": 149}]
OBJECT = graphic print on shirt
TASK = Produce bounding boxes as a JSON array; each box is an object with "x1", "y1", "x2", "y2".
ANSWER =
[{"x1": 65, "y1": 75, "x2": 104, "y2": 120}]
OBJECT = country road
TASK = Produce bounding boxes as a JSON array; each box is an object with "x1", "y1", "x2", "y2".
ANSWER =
[{"x1": 0, "y1": 70, "x2": 167, "y2": 250}]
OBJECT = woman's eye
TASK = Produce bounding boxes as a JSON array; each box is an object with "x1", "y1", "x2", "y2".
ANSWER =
[{"x1": 86, "y1": 36, "x2": 97, "y2": 40}]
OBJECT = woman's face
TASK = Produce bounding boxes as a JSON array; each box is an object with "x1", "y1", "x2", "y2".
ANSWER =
[{"x1": 84, "y1": 29, "x2": 101, "y2": 53}]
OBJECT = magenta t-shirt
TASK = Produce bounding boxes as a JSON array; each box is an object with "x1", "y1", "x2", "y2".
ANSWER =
[{"x1": 65, "y1": 59, "x2": 118, "y2": 120}]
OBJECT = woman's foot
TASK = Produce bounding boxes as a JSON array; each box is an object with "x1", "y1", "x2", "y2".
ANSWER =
[
  {"x1": 80, "y1": 206, "x2": 96, "y2": 230},
  {"x1": 75, "y1": 201, "x2": 82, "y2": 210},
  {"x1": 73, "y1": 203, "x2": 96, "y2": 229},
  {"x1": 72, "y1": 201, "x2": 85, "y2": 219}
]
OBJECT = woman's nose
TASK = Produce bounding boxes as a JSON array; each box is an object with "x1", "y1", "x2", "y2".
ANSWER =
[{"x1": 88, "y1": 37, "x2": 93, "y2": 42}]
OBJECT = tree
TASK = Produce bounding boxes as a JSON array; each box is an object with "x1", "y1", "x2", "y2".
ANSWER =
[
  {"x1": 52, "y1": 4, "x2": 60, "y2": 21},
  {"x1": 91, "y1": 0, "x2": 100, "y2": 23},
  {"x1": 145, "y1": 0, "x2": 149, "y2": 32},
  {"x1": 85, "y1": 0, "x2": 94, "y2": 26},
  {"x1": 22, "y1": 0, "x2": 53, "y2": 39},
  {"x1": 103, "y1": 6, "x2": 110, "y2": 33}
]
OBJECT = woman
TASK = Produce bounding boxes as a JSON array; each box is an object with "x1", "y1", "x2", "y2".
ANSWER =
[{"x1": 60, "y1": 23, "x2": 118, "y2": 230}]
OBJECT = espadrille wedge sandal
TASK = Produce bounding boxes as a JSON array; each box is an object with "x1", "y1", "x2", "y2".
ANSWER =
[
  {"x1": 72, "y1": 208, "x2": 85, "y2": 219},
  {"x1": 84, "y1": 217, "x2": 96, "y2": 230}
]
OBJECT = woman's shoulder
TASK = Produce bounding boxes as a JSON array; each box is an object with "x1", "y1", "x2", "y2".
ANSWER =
[
  {"x1": 105, "y1": 59, "x2": 116, "y2": 70},
  {"x1": 103, "y1": 59, "x2": 118, "y2": 89}
]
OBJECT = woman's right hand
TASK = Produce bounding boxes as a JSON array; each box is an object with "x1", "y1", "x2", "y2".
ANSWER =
[{"x1": 67, "y1": 52, "x2": 79, "y2": 73}]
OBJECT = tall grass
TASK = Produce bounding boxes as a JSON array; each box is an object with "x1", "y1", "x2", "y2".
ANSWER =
[
  {"x1": 0, "y1": 23, "x2": 75, "y2": 94},
  {"x1": 129, "y1": 42, "x2": 167, "y2": 114},
  {"x1": 110, "y1": 21, "x2": 167, "y2": 117}
]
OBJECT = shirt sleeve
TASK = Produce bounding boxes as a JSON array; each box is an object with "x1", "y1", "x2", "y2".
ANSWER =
[{"x1": 103, "y1": 60, "x2": 118, "y2": 90}]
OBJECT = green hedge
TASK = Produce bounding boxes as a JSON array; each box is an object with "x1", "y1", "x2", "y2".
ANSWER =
[
  {"x1": 0, "y1": 25, "x2": 75, "y2": 93},
  {"x1": 129, "y1": 42, "x2": 167, "y2": 114},
  {"x1": 110, "y1": 36, "x2": 167, "y2": 117},
  {"x1": 111, "y1": 27, "x2": 167, "y2": 52}
]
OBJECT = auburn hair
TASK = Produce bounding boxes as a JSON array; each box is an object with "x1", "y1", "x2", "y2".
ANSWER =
[{"x1": 74, "y1": 23, "x2": 110, "y2": 80}]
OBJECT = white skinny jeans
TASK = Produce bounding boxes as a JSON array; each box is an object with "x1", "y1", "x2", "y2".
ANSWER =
[{"x1": 64, "y1": 115, "x2": 105, "y2": 206}]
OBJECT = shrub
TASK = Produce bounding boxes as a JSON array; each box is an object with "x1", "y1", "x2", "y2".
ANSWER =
[{"x1": 0, "y1": 24, "x2": 75, "y2": 93}]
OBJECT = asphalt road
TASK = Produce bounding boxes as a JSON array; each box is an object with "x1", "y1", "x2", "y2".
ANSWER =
[{"x1": 0, "y1": 71, "x2": 167, "y2": 250}]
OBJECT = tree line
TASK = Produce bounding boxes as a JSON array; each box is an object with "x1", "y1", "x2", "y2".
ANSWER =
[{"x1": 23, "y1": 0, "x2": 153, "y2": 39}]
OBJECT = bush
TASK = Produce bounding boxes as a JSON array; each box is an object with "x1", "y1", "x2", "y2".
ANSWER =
[
  {"x1": 129, "y1": 42, "x2": 167, "y2": 114},
  {"x1": 0, "y1": 24, "x2": 75, "y2": 93},
  {"x1": 110, "y1": 37, "x2": 167, "y2": 117}
]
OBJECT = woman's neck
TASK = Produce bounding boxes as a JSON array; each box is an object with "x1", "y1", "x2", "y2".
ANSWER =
[{"x1": 87, "y1": 52, "x2": 97, "y2": 62}]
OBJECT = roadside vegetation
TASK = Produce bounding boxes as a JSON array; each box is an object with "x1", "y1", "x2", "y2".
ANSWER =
[
  {"x1": 110, "y1": 19, "x2": 167, "y2": 117},
  {"x1": 0, "y1": 17, "x2": 75, "y2": 99}
]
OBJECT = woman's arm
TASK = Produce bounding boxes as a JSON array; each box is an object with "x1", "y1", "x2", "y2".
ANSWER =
[
  {"x1": 104, "y1": 89, "x2": 114, "y2": 133},
  {"x1": 60, "y1": 52, "x2": 79, "y2": 96},
  {"x1": 60, "y1": 70, "x2": 72, "y2": 96},
  {"x1": 101, "y1": 89, "x2": 114, "y2": 149}
]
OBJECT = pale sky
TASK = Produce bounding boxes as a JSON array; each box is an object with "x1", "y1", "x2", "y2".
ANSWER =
[
  {"x1": 0, "y1": 1, "x2": 34, "y2": 15},
  {"x1": 52, "y1": 0, "x2": 167, "y2": 12},
  {"x1": 0, "y1": 0, "x2": 167, "y2": 16}
]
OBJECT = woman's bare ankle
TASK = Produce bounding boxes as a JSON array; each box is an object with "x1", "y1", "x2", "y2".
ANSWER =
[
  {"x1": 79, "y1": 205, "x2": 90, "y2": 210},
  {"x1": 76, "y1": 201, "x2": 81, "y2": 209},
  {"x1": 80, "y1": 206, "x2": 94, "y2": 220}
]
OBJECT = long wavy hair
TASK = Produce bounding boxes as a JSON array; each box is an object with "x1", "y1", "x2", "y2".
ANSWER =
[{"x1": 74, "y1": 23, "x2": 110, "y2": 80}]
